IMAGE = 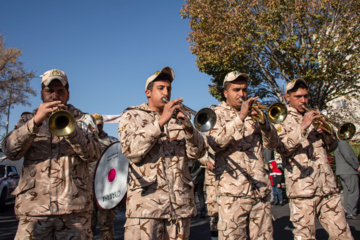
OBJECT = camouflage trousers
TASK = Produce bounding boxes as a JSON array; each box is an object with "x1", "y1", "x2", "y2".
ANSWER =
[
  {"x1": 15, "y1": 211, "x2": 92, "y2": 240},
  {"x1": 91, "y1": 203, "x2": 116, "y2": 240},
  {"x1": 124, "y1": 217, "x2": 191, "y2": 240},
  {"x1": 289, "y1": 194, "x2": 353, "y2": 240},
  {"x1": 206, "y1": 184, "x2": 218, "y2": 231},
  {"x1": 218, "y1": 196, "x2": 273, "y2": 240}
]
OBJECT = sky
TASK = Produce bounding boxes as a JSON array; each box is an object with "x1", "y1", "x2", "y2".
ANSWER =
[{"x1": 0, "y1": 0, "x2": 218, "y2": 139}]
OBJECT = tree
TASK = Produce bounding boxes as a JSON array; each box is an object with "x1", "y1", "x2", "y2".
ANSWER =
[
  {"x1": 181, "y1": 0, "x2": 360, "y2": 108},
  {"x1": 0, "y1": 34, "x2": 36, "y2": 135}
]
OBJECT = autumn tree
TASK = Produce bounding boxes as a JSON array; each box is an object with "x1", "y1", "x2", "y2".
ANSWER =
[
  {"x1": 0, "y1": 34, "x2": 36, "y2": 135},
  {"x1": 181, "y1": 0, "x2": 360, "y2": 108}
]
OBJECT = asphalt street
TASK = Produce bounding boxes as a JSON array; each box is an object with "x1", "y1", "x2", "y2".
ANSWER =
[{"x1": 1, "y1": 198, "x2": 359, "y2": 240}]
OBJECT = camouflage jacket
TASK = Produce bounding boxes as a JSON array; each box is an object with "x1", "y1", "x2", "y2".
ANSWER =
[
  {"x1": 1, "y1": 104, "x2": 102, "y2": 216},
  {"x1": 197, "y1": 146, "x2": 216, "y2": 186},
  {"x1": 205, "y1": 102, "x2": 279, "y2": 199},
  {"x1": 118, "y1": 103, "x2": 206, "y2": 219},
  {"x1": 89, "y1": 130, "x2": 115, "y2": 178},
  {"x1": 275, "y1": 105, "x2": 338, "y2": 198}
]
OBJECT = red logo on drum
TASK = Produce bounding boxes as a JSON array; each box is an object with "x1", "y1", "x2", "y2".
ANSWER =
[{"x1": 108, "y1": 168, "x2": 116, "y2": 182}]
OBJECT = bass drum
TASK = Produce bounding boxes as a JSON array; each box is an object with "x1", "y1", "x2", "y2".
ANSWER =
[{"x1": 94, "y1": 142, "x2": 128, "y2": 209}]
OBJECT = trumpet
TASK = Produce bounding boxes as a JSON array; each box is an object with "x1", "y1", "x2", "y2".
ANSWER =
[
  {"x1": 301, "y1": 105, "x2": 356, "y2": 140},
  {"x1": 48, "y1": 109, "x2": 77, "y2": 136},
  {"x1": 240, "y1": 98, "x2": 288, "y2": 124},
  {"x1": 161, "y1": 98, "x2": 217, "y2": 132}
]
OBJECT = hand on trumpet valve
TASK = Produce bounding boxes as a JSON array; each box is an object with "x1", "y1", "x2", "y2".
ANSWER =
[
  {"x1": 300, "y1": 107, "x2": 322, "y2": 132},
  {"x1": 34, "y1": 101, "x2": 65, "y2": 127},
  {"x1": 238, "y1": 97, "x2": 259, "y2": 122}
]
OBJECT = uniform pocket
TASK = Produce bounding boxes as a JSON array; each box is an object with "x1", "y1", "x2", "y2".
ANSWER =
[
  {"x1": 124, "y1": 217, "x2": 140, "y2": 228},
  {"x1": 12, "y1": 178, "x2": 35, "y2": 196}
]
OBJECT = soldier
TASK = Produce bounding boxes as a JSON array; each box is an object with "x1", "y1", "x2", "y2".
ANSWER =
[
  {"x1": 90, "y1": 113, "x2": 117, "y2": 240},
  {"x1": 198, "y1": 150, "x2": 218, "y2": 239},
  {"x1": 275, "y1": 78, "x2": 353, "y2": 239},
  {"x1": 1, "y1": 69, "x2": 102, "y2": 239},
  {"x1": 118, "y1": 66, "x2": 206, "y2": 240},
  {"x1": 205, "y1": 71, "x2": 279, "y2": 240}
]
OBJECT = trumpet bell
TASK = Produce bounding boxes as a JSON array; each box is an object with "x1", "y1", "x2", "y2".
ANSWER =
[
  {"x1": 194, "y1": 108, "x2": 217, "y2": 132},
  {"x1": 338, "y1": 123, "x2": 356, "y2": 140},
  {"x1": 267, "y1": 102, "x2": 288, "y2": 124},
  {"x1": 48, "y1": 110, "x2": 77, "y2": 136}
]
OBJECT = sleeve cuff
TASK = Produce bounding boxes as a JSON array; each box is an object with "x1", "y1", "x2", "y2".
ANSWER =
[
  {"x1": 234, "y1": 115, "x2": 245, "y2": 131},
  {"x1": 28, "y1": 118, "x2": 41, "y2": 134}
]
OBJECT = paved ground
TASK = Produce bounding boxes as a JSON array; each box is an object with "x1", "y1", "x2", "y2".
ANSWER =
[{"x1": 1, "y1": 198, "x2": 359, "y2": 240}]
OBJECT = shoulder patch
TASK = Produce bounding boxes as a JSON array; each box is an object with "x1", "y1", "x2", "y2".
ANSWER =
[
  {"x1": 277, "y1": 126, "x2": 282, "y2": 133},
  {"x1": 122, "y1": 125, "x2": 126, "y2": 131}
]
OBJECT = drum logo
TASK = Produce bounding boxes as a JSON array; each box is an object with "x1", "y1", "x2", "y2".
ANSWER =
[{"x1": 102, "y1": 190, "x2": 122, "y2": 202}]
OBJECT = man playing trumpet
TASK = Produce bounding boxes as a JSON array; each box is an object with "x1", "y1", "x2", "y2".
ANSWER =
[
  {"x1": 1, "y1": 69, "x2": 102, "y2": 239},
  {"x1": 275, "y1": 78, "x2": 353, "y2": 239},
  {"x1": 205, "y1": 71, "x2": 279, "y2": 240},
  {"x1": 118, "y1": 66, "x2": 206, "y2": 240}
]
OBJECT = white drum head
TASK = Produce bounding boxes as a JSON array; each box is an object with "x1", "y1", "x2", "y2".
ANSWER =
[{"x1": 94, "y1": 142, "x2": 128, "y2": 209}]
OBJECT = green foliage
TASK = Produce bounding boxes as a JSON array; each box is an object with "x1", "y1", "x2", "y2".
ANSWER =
[{"x1": 181, "y1": 0, "x2": 360, "y2": 107}]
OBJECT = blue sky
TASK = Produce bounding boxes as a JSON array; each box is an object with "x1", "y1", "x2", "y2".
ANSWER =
[{"x1": 0, "y1": 0, "x2": 217, "y2": 138}]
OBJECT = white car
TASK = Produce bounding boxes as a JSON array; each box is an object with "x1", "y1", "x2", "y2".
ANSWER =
[{"x1": 0, "y1": 153, "x2": 20, "y2": 210}]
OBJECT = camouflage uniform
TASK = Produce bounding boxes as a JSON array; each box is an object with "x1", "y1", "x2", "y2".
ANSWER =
[
  {"x1": 205, "y1": 102, "x2": 279, "y2": 240},
  {"x1": 118, "y1": 103, "x2": 206, "y2": 240},
  {"x1": 1, "y1": 104, "x2": 102, "y2": 240},
  {"x1": 275, "y1": 105, "x2": 353, "y2": 240},
  {"x1": 90, "y1": 130, "x2": 116, "y2": 240},
  {"x1": 198, "y1": 151, "x2": 218, "y2": 232}
]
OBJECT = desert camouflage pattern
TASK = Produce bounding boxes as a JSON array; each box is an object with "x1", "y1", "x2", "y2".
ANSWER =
[
  {"x1": 289, "y1": 194, "x2": 353, "y2": 240},
  {"x1": 198, "y1": 152, "x2": 218, "y2": 231},
  {"x1": 90, "y1": 130, "x2": 116, "y2": 240},
  {"x1": 218, "y1": 196, "x2": 272, "y2": 240},
  {"x1": 205, "y1": 102, "x2": 278, "y2": 239},
  {"x1": 275, "y1": 105, "x2": 353, "y2": 239},
  {"x1": 274, "y1": 105, "x2": 339, "y2": 198},
  {"x1": 1, "y1": 104, "x2": 102, "y2": 216},
  {"x1": 197, "y1": 151, "x2": 218, "y2": 215},
  {"x1": 15, "y1": 211, "x2": 92, "y2": 240},
  {"x1": 118, "y1": 103, "x2": 206, "y2": 220},
  {"x1": 205, "y1": 102, "x2": 279, "y2": 199},
  {"x1": 124, "y1": 217, "x2": 191, "y2": 240}
]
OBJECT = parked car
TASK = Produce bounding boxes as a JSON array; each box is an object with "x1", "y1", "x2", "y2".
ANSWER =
[{"x1": 0, "y1": 152, "x2": 20, "y2": 210}]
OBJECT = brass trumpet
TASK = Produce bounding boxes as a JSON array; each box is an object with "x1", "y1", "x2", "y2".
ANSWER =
[
  {"x1": 240, "y1": 99, "x2": 288, "y2": 124},
  {"x1": 161, "y1": 98, "x2": 217, "y2": 132},
  {"x1": 301, "y1": 105, "x2": 356, "y2": 140},
  {"x1": 48, "y1": 109, "x2": 76, "y2": 136}
]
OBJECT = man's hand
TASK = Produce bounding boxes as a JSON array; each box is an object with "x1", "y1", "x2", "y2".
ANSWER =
[
  {"x1": 34, "y1": 101, "x2": 65, "y2": 127},
  {"x1": 239, "y1": 97, "x2": 259, "y2": 122},
  {"x1": 176, "y1": 110, "x2": 194, "y2": 136},
  {"x1": 158, "y1": 98, "x2": 183, "y2": 128},
  {"x1": 300, "y1": 110, "x2": 322, "y2": 131},
  {"x1": 357, "y1": 166, "x2": 360, "y2": 173},
  {"x1": 204, "y1": 161, "x2": 215, "y2": 171}
]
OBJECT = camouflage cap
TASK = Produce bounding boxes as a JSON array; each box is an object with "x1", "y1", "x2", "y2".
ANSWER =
[
  {"x1": 92, "y1": 113, "x2": 103, "y2": 126},
  {"x1": 41, "y1": 69, "x2": 68, "y2": 87},
  {"x1": 286, "y1": 78, "x2": 308, "y2": 93},
  {"x1": 223, "y1": 71, "x2": 250, "y2": 86},
  {"x1": 145, "y1": 66, "x2": 175, "y2": 90}
]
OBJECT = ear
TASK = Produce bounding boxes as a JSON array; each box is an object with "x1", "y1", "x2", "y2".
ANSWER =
[
  {"x1": 40, "y1": 90, "x2": 44, "y2": 101},
  {"x1": 285, "y1": 93, "x2": 290, "y2": 102},
  {"x1": 224, "y1": 90, "x2": 228, "y2": 99},
  {"x1": 67, "y1": 91, "x2": 70, "y2": 102},
  {"x1": 145, "y1": 89, "x2": 151, "y2": 98}
]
